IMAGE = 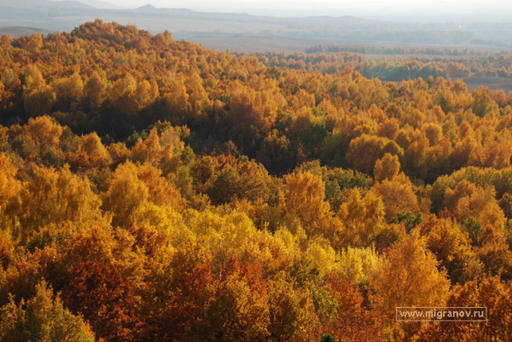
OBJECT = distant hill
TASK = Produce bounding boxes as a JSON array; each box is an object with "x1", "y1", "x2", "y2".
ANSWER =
[
  {"x1": 136, "y1": 4, "x2": 157, "y2": 12},
  {"x1": 0, "y1": 0, "x2": 92, "y2": 9},
  {"x1": 0, "y1": 1, "x2": 510, "y2": 52},
  {"x1": 51, "y1": 1, "x2": 94, "y2": 9},
  {"x1": 50, "y1": 0, "x2": 120, "y2": 9},
  {"x1": 73, "y1": 0, "x2": 119, "y2": 8},
  {"x1": 0, "y1": 26, "x2": 50, "y2": 37}
]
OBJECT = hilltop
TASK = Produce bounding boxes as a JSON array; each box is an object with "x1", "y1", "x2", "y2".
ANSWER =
[{"x1": 0, "y1": 0, "x2": 510, "y2": 51}]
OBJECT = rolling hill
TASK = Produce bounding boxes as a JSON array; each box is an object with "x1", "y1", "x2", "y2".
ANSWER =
[{"x1": 0, "y1": 0, "x2": 510, "y2": 51}]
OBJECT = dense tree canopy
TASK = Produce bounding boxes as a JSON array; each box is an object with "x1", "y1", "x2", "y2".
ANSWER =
[{"x1": 0, "y1": 20, "x2": 511, "y2": 341}]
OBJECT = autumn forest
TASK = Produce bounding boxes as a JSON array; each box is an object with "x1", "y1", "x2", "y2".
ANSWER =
[{"x1": 0, "y1": 20, "x2": 511, "y2": 341}]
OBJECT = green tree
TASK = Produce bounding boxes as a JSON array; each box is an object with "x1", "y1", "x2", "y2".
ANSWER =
[{"x1": 0, "y1": 281, "x2": 95, "y2": 342}]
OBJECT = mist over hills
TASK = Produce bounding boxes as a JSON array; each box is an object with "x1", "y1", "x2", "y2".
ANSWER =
[
  {"x1": 0, "y1": 0, "x2": 511, "y2": 52},
  {"x1": 76, "y1": 0, "x2": 120, "y2": 8},
  {"x1": 0, "y1": 26, "x2": 51, "y2": 37}
]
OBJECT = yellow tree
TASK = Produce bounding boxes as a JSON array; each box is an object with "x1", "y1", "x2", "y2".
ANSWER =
[
  {"x1": 187, "y1": 73, "x2": 210, "y2": 117},
  {"x1": 374, "y1": 153, "x2": 401, "y2": 182},
  {"x1": 346, "y1": 134, "x2": 403, "y2": 174},
  {"x1": 54, "y1": 72, "x2": 84, "y2": 107},
  {"x1": 0, "y1": 154, "x2": 20, "y2": 209},
  {"x1": 163, "y1": 75, "x2": 190, "y2": 121},
  {"x1": 335, "y1": 246, "x2": 382, "y2": 286},
  {"x1": 25, "y1": 34, "x2": 43, "y2": 53},
  {"x1": 6, "y1": 165, "x2": 103, "y2": 241},
  {"x1": 417, "y1": 215, "x2": 483, "y2": 284},
  {"x1": 371, "y1": 174, "x2": 419, "y2": 220},
  {"x1": 130, "y1": 126, "x2": 184, "y2": 174},
  {"x1": 335, "y1": 188, "x2": 387, "y2": 248},
  {"x1": 103, "y1": 161, "x2": 181, "y2": 228},
  {"x1": 415, "y1": 276, "x2": 512, "y2": 341},
  {"x1": 135, "y1": 79, "x2": 159, "y2": 110},
  {"x1": 279, "y1": 172, "x2": 332, "y2": 236},
  {"x1": 23, "y1": 65, "x2": 56, "y2": 115},
  {"x1": 0, "y1": 281, "x2": 95, "y2": 342},
  {"x1": 71, "y1": 132, "x2": 112, "y2": 168},
  {"x1": 443, "y1": 180, "x2": 506, "y2": 245},
  {"x1": 110, "y1": 73, "x2": 138, "y2": 115},
  {"x1": 19, "y1": 115, "x2": 63, "y2": 163},
  {"x1": 370, "y1": 232, "x2": 450, "y2": 321},
  {"x1": 84, "y1": 71, "x2": 107, "y2": 109},
  {"x1": 198, "y1": 260, "x2": 270, "y2": 341},
  {"x1": 267, "y1": 276, "x2": 320, "y2": 341},
  {"x1": 103, "y1": 161, "x2": 149, "y2": 228}
]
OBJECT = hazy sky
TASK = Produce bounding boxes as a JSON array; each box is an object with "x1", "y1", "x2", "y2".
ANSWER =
[
  {"x1": 110, "y1": 0, "x2": 510, "y2": 11},
  {"x1": 100, "y1": 0, "x2": 512, "y2": 21}
]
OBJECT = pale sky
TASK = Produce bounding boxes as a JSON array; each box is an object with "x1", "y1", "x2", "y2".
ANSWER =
[
  {"x1": 108, "y1": 0, "x2": 509, "y2": 11},
  {"x1": 102, "y1": 0, "x2": 511, "y2": 21}
]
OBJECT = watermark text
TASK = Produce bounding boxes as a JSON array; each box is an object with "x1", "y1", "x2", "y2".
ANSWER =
[{"x1": 396, "y1": 307, "x2": 487, "y2": 322}]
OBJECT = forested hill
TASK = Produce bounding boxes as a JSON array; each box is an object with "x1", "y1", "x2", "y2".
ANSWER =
[
  {"x1": 1, "y1": 0, "x2": 511, "y2": 51},
  {"x1": 0, "y1": 20, "x2": 512, "y2": 341},
  {"x1": 1, "y1": 20, "x2": 512, "y2": 178}
]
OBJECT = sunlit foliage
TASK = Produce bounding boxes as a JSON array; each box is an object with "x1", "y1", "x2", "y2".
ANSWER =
[{"x1": 0, "y1": 21, "x2": 511, "y2": 341}]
